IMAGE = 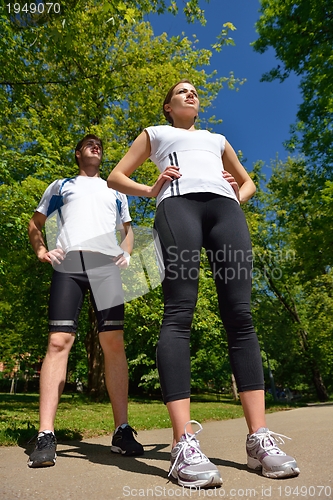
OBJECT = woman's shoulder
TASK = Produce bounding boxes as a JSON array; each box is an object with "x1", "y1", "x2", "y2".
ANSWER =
[
  {"x1": 145, "y1": 124, "x2": 172, "y2": 133},
  {"x1": 200, "y1": 129, "x2": 225, "y2": 137},
  {"x1": 196, "y1": 129, "x2": 226, "y2": 143},
  {"x1": 145, "y1": 124, "x2": 174, "y2": 141}
]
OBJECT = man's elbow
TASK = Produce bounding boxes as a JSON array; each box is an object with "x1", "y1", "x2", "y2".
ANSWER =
[{"x1": 27, "y1": 218, "x2": 35, "y2": 236}]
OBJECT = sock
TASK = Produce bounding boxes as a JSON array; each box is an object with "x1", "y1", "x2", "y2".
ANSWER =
[
  {"x1": 38, "y1": 429, "x2": 54, "y2": 437},
  {"x1": 115, "y1": 423, "x2": 128, "y2": 433}
]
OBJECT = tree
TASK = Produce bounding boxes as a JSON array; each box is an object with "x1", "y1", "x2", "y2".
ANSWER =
[
  {"x1": 252, "y1": 1, "x2": 333, "y2": 400},
  {"x1": 253, "y1": 0, "x2": 333, "y2": 172},
  {"x1": 248, "y1": 160, "x2": 333, "y2": 401},
  {"x1": 0, "y1": 0, "x2": 241, "y2": 396}
]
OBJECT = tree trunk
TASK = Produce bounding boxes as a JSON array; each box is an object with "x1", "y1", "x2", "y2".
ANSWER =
[
  {"x1": 231, "y1": 373, "x2": 239, "y2": 400},
  {"x1": 84, "y1": 294, "x2": 106, "y2": 401},
  {"x1": 311, "y1": 365, "x2": 329, "y2": 402},
  {"x1": 264, "y1": 266, "x2": 329, "y2": 402}
]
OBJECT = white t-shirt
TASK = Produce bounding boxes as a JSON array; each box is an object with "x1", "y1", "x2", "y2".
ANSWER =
[
  {"x1": 145, "y1": 125, "x2": 239, "y2": 206},
  {"x1": 36, "y1": 176, "x2": 131, "y2": 256}
]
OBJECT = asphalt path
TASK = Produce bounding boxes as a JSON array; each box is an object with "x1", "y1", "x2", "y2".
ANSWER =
[{"x1": 0, "y1": 404, "x2": 332, "y2": 500}]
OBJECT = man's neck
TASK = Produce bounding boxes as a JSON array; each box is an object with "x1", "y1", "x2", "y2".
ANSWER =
[{"x1": 78, "y1": 165, "x2": 100, "y2": 177}]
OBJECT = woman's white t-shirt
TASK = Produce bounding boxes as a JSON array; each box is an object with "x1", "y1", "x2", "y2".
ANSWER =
[{"x1": 145, "y1": 125, "x2": 238, "y2": 206}]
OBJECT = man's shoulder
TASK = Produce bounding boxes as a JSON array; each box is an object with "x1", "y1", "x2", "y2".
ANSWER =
[{"x1": 47, "y1": 177, "x2": 75, "y2": 190}]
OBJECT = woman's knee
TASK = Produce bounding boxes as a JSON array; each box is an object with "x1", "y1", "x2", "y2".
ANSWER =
[{"x1": 222, "y1": 304, "x2": 254, "y2": 333}]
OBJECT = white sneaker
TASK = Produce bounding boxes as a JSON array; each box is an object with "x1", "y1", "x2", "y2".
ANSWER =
[
  {"x1": 246, "y1": 427, "x2": 300, "y2": 478},
  {"x1": 168, "y1": 420, "x2": 222, "y2": 488}
]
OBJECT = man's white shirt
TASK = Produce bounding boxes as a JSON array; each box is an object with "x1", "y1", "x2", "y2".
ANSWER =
[{"x1": 36, "y1": 176, "x2": 131, "y2": 256}]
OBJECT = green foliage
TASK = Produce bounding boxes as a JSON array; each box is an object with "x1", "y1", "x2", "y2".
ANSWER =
[
  {"x1": 2, "y1": 0, "x2": 331, "y2": 402},
  {"x1": 253, "y1": 0, "x2": 333, "y2": 170},
  {"x1": 0, "y1": 392, "x2": 293, "y2": 446},
  {"x1": 124, "y1": 289, "x2": 163, "y2": 394},
  {"x1": 0, "y1": 0, "x2": 241, "y2": 395},
  {"x1": 191, "y1": 256, "x2": 231, "y2": 393},
  {"x1": 248, "y1": 158, "x2": 333, "y2": 400}
]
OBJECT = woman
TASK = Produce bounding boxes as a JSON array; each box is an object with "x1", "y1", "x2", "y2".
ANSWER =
[{"x1": 107, "y1": 80, "x2": 300, "y2": 488}]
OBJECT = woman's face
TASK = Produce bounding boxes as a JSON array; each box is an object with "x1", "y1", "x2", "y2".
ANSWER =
[{"x1": 165, "y1": 83, "x2": 199, "y2": 122}]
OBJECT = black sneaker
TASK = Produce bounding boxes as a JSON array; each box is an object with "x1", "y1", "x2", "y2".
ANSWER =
[
  {"x1": 111, "y1": 424, "x2": 144, "y2": 456},
  {"x1": 28, "y1": 431, "x2": 57, "y2": 468}
]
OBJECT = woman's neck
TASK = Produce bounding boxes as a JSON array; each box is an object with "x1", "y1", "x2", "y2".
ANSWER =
[{"x1": 172, "y1": 118, "x2": 196, "y2": 130}]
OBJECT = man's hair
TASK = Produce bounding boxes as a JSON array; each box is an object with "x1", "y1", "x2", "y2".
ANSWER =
[
  {"x1": 162, "y1": 79, "x2": 196, "y2": 125},
  {"x1": 74, "y1": 134, "x2": 103, "y2": 166}
]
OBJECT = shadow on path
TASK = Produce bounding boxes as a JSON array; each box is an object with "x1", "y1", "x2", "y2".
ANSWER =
[{"x1": 22, "y1": 439, "x2": 249, "y2": 480}]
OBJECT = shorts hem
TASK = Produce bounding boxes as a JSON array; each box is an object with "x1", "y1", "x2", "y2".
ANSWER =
[
  {"x1": 238, "y1": 385, "x2": 265, "y2": 392},
  {"x1": 98, "y1": 325, "x2": 124, "y2": 333},
  {"x1": 163, "y1": 392, "x2": 191, "y2": 404},
  {"x1": 49, "y1": 327, "x2": 76, "y2": 334}
]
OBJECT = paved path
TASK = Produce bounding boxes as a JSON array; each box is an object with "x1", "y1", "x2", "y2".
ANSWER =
[{"x1": 0, "y1": 405, "x2": 332, "y2": 500}]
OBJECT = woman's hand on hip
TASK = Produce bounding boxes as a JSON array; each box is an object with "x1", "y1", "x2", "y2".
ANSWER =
[{"x1": 149, "y1": 166, "x2": 181, "y2": 197}]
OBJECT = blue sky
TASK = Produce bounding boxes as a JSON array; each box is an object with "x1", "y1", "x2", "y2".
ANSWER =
[{"x1": 146, "y1": 0, "x2": 301, "y2": 176}]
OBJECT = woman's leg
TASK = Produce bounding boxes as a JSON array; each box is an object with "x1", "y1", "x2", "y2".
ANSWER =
[
  {"x1": 239, "y1": 390, "x2": 266, "y2": 434},
  {"x1": 154, "y1": 196, "x2": 204, "y2": 442},
  {"x1": 204, "y1": 196, "x2": 266, "y2": 433}
]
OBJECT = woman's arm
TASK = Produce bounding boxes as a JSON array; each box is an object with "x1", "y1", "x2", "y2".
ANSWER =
[
  {"x1": 222, "y1": 140, "x2": 256, "y2": 203},
  {"x1": 107, "y1": 131, "x2": 181, "y2": 198}
]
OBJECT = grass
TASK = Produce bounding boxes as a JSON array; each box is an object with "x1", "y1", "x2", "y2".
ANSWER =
[{"x1": 0, "y1": 392, "x2": 300, "y2": 447}]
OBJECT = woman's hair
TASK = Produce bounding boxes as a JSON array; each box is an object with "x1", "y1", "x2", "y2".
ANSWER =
[{"x1": 162, "y1": 79, "x2": 196, "y2": 125}]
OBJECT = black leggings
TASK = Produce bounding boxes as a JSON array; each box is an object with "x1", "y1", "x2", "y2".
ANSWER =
[{"x1": 154, "y1": 194, "x2": 264, "y2": 403}]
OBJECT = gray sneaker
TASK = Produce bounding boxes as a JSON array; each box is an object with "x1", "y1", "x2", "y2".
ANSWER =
[
  {"x1": 246, "y1": 427, "x2": 300, "y2": 478},
  {"x1": 168, "y1": 420, "x2": 222, "y2": 488}
]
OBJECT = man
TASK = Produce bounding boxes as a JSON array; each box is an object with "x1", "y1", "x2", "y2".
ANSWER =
[{"x1": 27, "y1": 134, "x2": 143, "y2": 468}]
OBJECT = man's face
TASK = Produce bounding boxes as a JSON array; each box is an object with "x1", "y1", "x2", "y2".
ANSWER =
[{"x1": 77, "y1": 139, "x2": 103, "y2": 164}]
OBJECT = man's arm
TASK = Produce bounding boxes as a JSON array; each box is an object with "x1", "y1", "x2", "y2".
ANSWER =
[
  {"x1": 28, "y1": 211, "x2": 64, "y2": 264},
  {"x1": 119, "y1": 222, "x2": 134, "y2": 254},
  {"x1": 115, "y1": 221, "x2": 133, "y2": 269}
]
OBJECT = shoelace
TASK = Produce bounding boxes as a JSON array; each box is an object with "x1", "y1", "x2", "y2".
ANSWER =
[
  {"x1": 27, "y1": 431, "x2": 55, "y2": 446},
  {"x1": 115, "y1": 424, "x2": 138, "y2": 437},
  {"x1": 255, "y1": 429, "x2": 291, "y2": 456},
  {"x1": 168, "y1": 420, "x2": 208, "y2": 477},
  {"x1": 123, "y1": 425, "x2": 138, "y2": 437},
  {"x1": 35, "y1": 432, "x2": 56, "y2": 450}
]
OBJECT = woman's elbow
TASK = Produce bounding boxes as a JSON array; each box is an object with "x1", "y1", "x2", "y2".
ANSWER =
[{"x1": 107, "y1": 171, "x2": 116, "y2": 189}]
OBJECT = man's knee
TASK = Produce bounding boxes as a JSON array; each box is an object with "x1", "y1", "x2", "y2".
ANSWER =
[
  {"x1": 47, "y1": 332, "x2": 75, "y2": 354},
  {"x1": 99, "y1": 330, "x2": 125, "y2": 354}
]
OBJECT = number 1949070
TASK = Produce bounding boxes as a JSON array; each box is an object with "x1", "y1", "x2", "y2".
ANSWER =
[{"x1": 6, "y1": 3, "x2": 61, "y2": 14}]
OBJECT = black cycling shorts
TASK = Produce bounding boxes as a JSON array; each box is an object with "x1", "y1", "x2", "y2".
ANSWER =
[{"x1": 48, "y1": 251, "x2": 124, "y2": 333}]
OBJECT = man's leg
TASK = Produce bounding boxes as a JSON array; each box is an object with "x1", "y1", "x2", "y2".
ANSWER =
[
  {"x1": 40, "y1": 267, "x2": 84, "y2": 431},
  {"x1": 99, "y1": 329, "x2": 128, "y2": 428},
  {"x1": 39, "y1": 331, "x2": 75, "y2": 432},
  {"x1": 28, "y1": 266, "x2": 84, "y2": 468},
  {"x1": 28, "y1": 331, "x2": 75, "y2": 468},
  {"x1": 98, "y1": 328, "x2": 143, "y2": 456},
  {"x1": 88, "y1": 259, "x2": 144, "y2": 456}
]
